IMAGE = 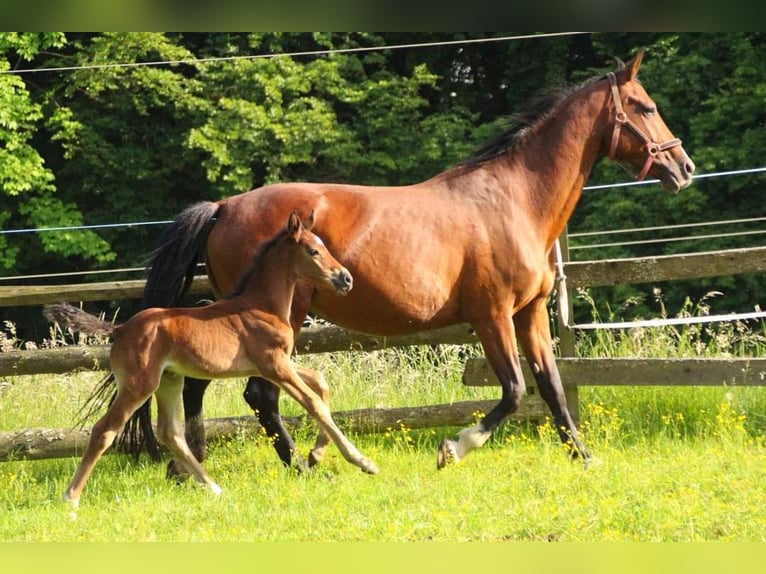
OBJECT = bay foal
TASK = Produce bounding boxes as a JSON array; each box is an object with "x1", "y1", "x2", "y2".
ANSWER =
[{"x1": 46, "y1": 212, "x2": 378, "y2": 508}]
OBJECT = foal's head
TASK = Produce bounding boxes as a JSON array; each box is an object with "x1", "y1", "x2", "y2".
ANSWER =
[{"x1": 285, "y1": 211, "x2": 353, "y2": 295}]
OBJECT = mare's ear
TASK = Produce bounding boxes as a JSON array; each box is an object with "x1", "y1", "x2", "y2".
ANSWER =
[
  {"x1": 287, "y1": 211, "x2": 303, "y2": 238},
  {"x1": 626, "y1": 48, "x2": 645, "y2": 80},
  {"x1": 303, "y1": 210, "x2": 315, "y2": 231}
]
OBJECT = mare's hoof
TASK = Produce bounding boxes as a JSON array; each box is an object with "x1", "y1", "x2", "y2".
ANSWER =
[{"x1": 436, "y1": 439, "x2": 458, "y2": 470}]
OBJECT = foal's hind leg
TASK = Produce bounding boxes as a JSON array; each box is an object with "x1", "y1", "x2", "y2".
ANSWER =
[
  {"x1": 155, "y1": 373, "x2": 222, "y2": 495},
  {"x1": 513, "y1": 298, "x2": 590, "y2": 461},
  {"x1": 64, "y1": 385, "x2": 151, "y2": 507}
]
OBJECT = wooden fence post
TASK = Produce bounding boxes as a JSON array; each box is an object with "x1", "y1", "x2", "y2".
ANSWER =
[{"x1": 555, "y1": 226, "x2": 580, "y2": 423}]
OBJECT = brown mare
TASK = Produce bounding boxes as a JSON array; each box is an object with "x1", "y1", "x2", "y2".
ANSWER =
[
  {"x1": 45, "y1": 212, "x2": 377, "y2": 508},
  {"x1": 129, "y1": 49, "x2": 694, "y2": 473}
]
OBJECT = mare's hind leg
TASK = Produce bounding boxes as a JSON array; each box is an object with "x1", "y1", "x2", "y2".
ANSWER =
[
  {"x1": 513, "y1": 298, "x2": 590, "y2": 461},
  {"x1": 167, "y1": 377, "x2": 211, "y2": 481},
  {"x1": 64, "y1": 384, "x2": 152, "y2": 508},
  {"x1": 155, "y1": 373, "x2": 222, "y2": 495},
  {"x1": 294, "y1": 365, "x2": 332, "y2": 467},
  {"x1": 438, "y1": 312, "x2": 526, "y2": 468},
  {"x1": 243, "y1": 376, "x2": 308, "y2": 470}
]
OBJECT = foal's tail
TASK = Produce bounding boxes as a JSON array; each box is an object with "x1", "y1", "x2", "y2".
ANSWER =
[
  {"x1": 120, "y1": 200, "x2": 222, "y2": 460},
  {"x1": 43, "y1": 303, "x2": 124, "y2": 429},
  {"x1": 44, "y1": 303, "x2": 116, "y2": 336}
]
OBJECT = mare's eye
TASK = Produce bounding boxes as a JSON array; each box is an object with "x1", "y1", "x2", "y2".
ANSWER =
[{"x1": 307, "y1": 248, "x2": 320, "y2": 257}]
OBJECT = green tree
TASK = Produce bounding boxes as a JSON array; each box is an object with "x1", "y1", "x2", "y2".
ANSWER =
[{"x1": 0, "y1": 33, "x2": 112, "y2": 272}]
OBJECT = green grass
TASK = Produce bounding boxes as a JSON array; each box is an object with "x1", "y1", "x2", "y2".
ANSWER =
[{"x1": 1, "y1": 302, "x2": 765, "y2": 541}]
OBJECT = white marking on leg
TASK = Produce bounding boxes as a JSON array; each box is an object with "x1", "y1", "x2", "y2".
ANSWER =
[{"x1": 454, "y1": 423, "x2": 492, "y2": 460}]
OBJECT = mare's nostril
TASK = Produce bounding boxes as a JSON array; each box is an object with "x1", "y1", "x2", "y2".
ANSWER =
[{"x1": 685, "y1": 159, "x2": 696, "y2": 176}]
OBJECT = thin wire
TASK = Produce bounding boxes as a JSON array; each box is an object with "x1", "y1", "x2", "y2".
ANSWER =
[
  {"x1": 0, "y1": 266, "x2": 146, "y2": 281},
  {"x1": 570, "y1": 229, "x2": 766, "y2": 251},
  {"x1": 3, "y1": 165, "x2": 764, "y2": 237},
  {"x1": 0, "y1": 262, "x2": 206, "y2": 282},
  {"x1": 0, "y1": 220, "x2": 173, "y2": 235},
  {"x1": 581, "y1": 166, "x2": 766, "y2": 191},
  {"x1": 571, "y1": 216, "x2": 766, "y2": 239},
  {"x1": 572, "y1": 310, "x2": 766, "y2": 330},
  {"x1": 1, "y1": 33, "x2": 589, "y2": 75}
]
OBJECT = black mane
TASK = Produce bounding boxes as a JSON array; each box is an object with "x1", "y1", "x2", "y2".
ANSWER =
[{"x1": 459, "y1": 73, "x2": 607, "y2": 169}]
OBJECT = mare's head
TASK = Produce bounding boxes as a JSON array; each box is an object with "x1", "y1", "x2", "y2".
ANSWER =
[
  {"x1": 605, "y1": 49, "x2": 695, "y2": 193},
  {"x1": 286, "y1": 211, "x2": 353, "y2": 295}
]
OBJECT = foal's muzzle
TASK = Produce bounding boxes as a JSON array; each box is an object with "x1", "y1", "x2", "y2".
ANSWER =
[{"x1": 332, "y1": 268, "x2": 353, "y2": 295}]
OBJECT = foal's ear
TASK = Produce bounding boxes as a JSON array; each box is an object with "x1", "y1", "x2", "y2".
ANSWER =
[
  {"x1": 303, "y1": 210, "x2": 315, "y2": 231},
  {"x1": 626, "y1": 48, "x2": 645, "y2": 80},
  {"x1": 287, "y1": 211, "x2": 303, "y2": 237}
]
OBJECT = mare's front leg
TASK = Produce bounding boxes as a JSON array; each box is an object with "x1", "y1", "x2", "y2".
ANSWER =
[
  {"x1": 513, "y1": 298, "x2": 590, "y2": 461},
  {"x1": 438, "y1": 312, "x2": 526, "y2": 468},
  {"x1": 167, "y1": 377, "x2": 212, "y2": 481}
]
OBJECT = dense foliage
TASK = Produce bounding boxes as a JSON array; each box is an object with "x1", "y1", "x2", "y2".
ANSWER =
[{"x1": 1, "y1": 32, "x2": 764, "y2": 339}]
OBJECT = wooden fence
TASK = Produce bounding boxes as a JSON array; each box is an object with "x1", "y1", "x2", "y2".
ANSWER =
[{"x1": 2, "y1": 241, "x2": 766, "y2": 461}]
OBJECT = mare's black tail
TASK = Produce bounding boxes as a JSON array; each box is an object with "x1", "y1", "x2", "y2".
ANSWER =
[{"x1": 116, "y1": 201, "x2": 222, "y2": 460}]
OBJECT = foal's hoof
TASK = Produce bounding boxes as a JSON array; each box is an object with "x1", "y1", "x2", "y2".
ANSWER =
[
  {"x1": 360, "y1": 458, "x2": 379, "y2": 475},
  {"x1": 582, "y1": 455, "x2": 603, "y2": 470},
  {"x1": 166, "y1": 459, "x2": 191, "y2": 484},
  {"x1": 62, "y1": 492, "x2": 80, "y2": 509},
  {"x1": 436, "y1": 438, "x2": 458, "y2": 470}
]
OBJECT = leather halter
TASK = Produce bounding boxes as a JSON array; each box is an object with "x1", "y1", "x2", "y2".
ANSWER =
[{"x1": 606, "y1": 72, "x2": 682, "y2": 181}]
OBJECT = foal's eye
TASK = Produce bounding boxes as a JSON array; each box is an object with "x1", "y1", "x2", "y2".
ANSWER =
[{"x1": 307, "y1": 248, "x2": 320, "y2": 257}]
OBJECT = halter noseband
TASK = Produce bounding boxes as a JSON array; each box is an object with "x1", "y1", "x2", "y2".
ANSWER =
[{"x1": 607, "y1": 72, "x2": 682, "y2": 181}]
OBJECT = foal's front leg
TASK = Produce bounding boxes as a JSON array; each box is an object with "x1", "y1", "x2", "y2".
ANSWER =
[
  {"x1": 294, "y1": 365, "x2": 333, "y2": 466},
  {"x1": 266, "y1": 360, "x2": 378, "y2": 475},
  {"x1": 243, "y1": 376, "x2": 307, "y2": 470}
]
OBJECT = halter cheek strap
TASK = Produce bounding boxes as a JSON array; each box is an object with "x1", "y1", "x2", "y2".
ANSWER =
[{"x1": 607, "y1": 72, "x2": 682, "y2": 181}]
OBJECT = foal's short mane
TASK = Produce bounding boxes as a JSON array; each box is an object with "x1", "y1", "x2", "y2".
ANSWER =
[
  {"x1": 224, "y1": 226, "x2": 293, "y2": 299},
  {"x1": 458, "y1": 72, "x2": 608, "y2": 169}
]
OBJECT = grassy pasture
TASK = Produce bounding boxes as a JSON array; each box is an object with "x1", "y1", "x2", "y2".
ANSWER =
[{"x1": 1, "y1": 304, "x2": 765, "y2": 542}]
